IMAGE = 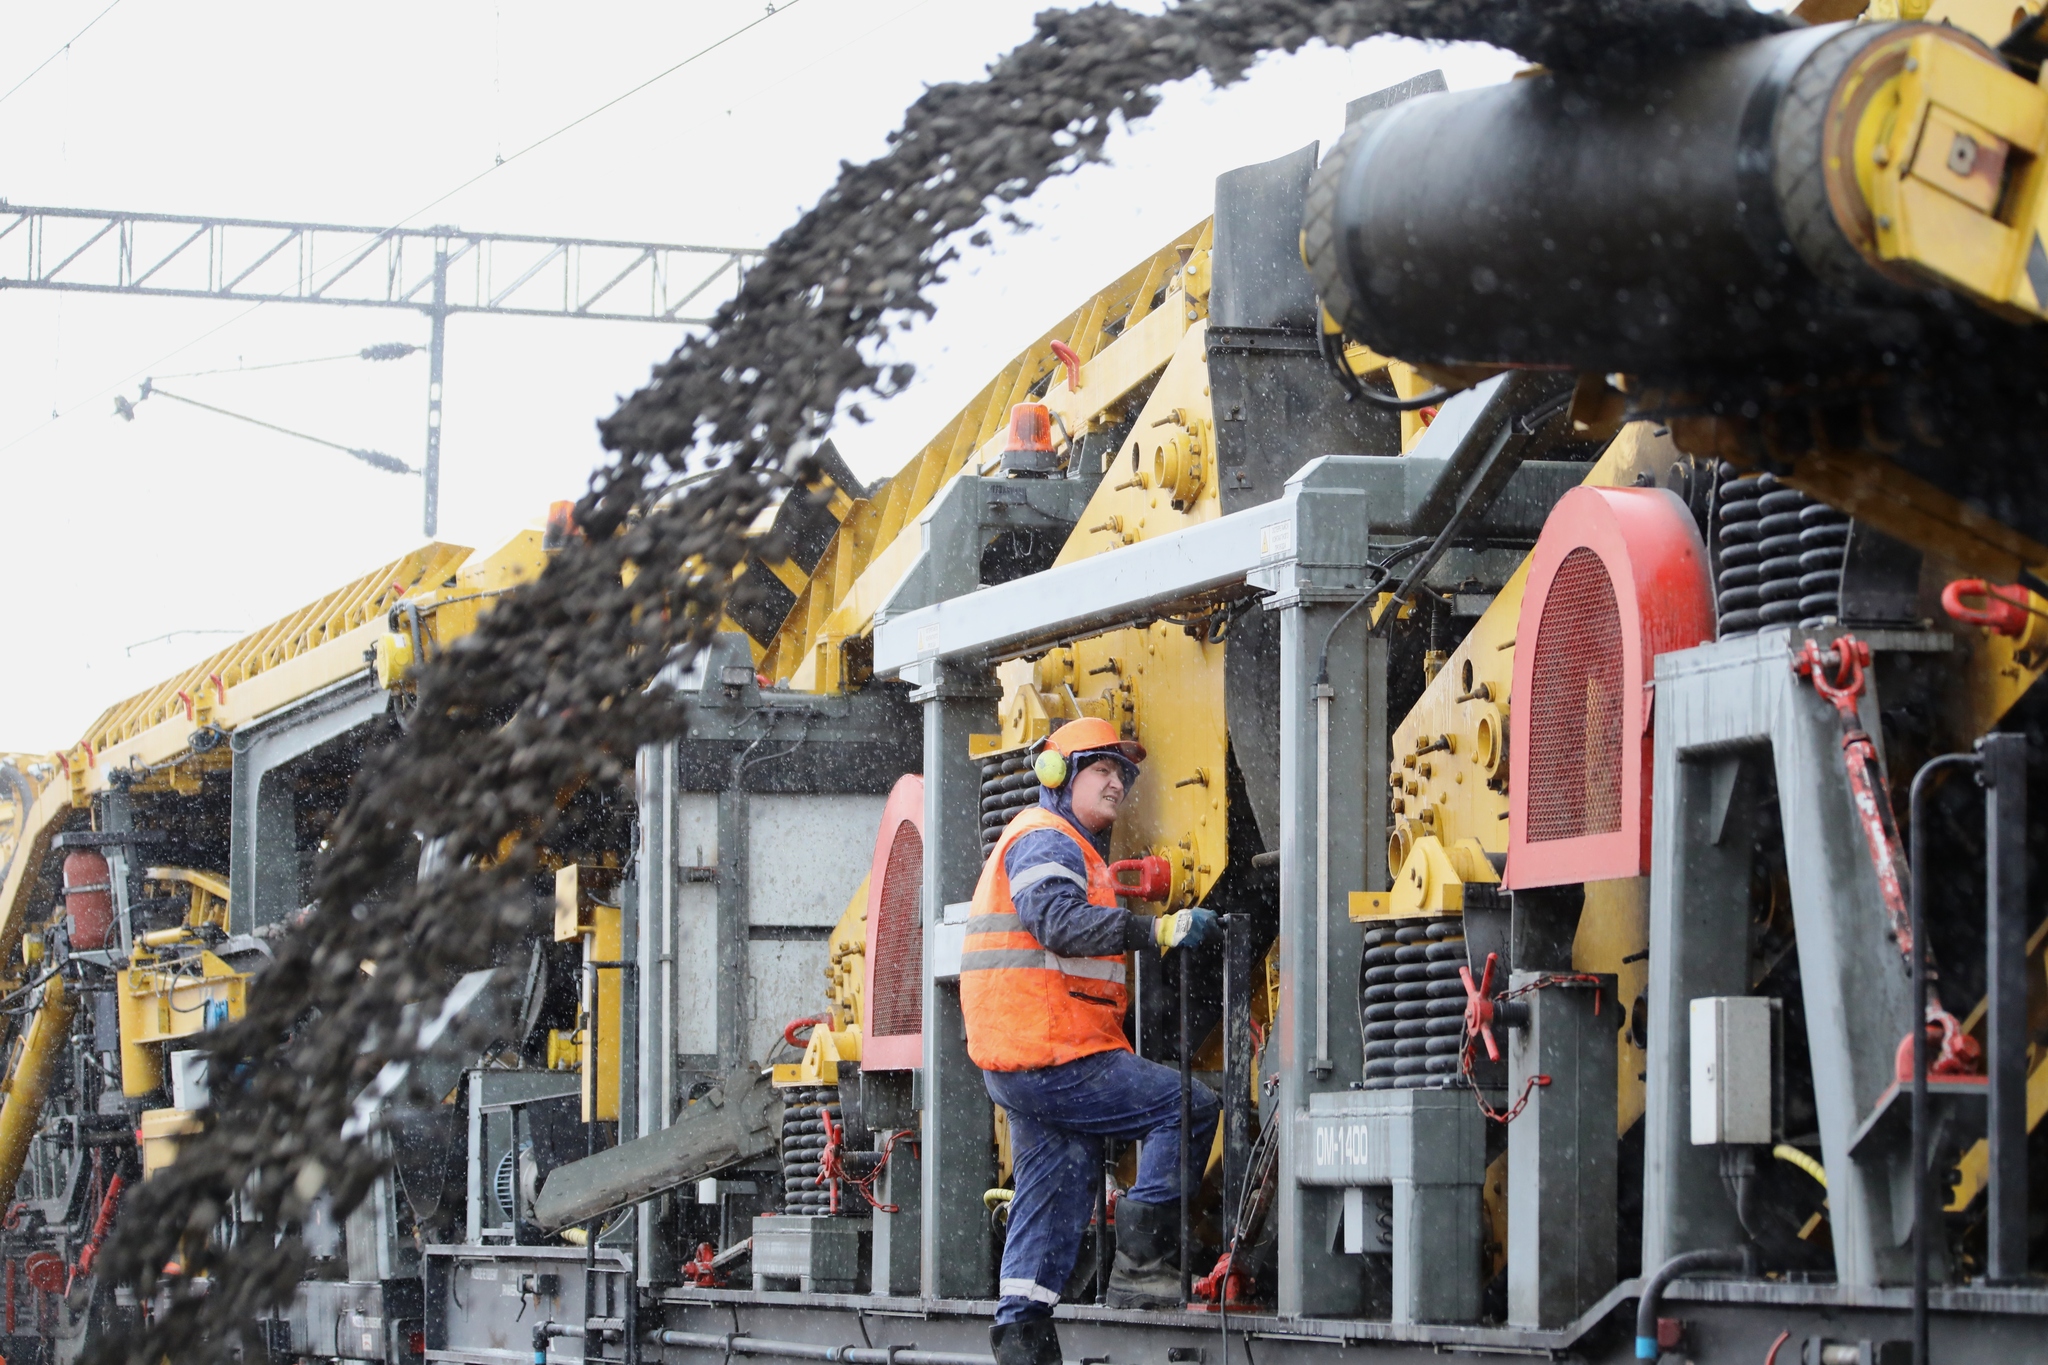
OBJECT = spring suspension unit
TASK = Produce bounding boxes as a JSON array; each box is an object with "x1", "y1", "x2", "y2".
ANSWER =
[
  {"x1": 780, "y1": 1086, "x2": 845, "y2": 1215},
  {"x1": 978, "y1": 753, "x2": 1040, "y2": 861},
  {"x1": 1359, "y1": 916, "x2": 1469, "y2": 1090}
]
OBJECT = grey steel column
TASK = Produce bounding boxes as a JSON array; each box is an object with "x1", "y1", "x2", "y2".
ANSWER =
[
  {"x1": 423, "y1": 241, "x2": 448, "y2": 538},
  {"x1": 916, "y1": 660, "x2": 999, "y2": 1300},
  {"x1": 1220, "y1": 915, "x2": 1255, "y2": 1238},
  {"x1": 1506, "y1": 973, "x2": 1617, "y2": 1328},
  {"x1": 1642, "y1": 742, "x2": 1756, "y2": 1267},
  {"x1": 715, "y1": 785, "x2": 752, "y2": 1073},
  {"x1": 1979, "y1": 731, "x2": 2028, "y2": 1283},
  {"x1": 1274, "y1": 596, "x2": 1378, "y2": 1318}
]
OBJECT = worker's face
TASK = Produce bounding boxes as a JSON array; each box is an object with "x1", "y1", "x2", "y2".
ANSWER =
[{"x1": 1068, "y1": 756, "x2": 1129, "y2": 833}]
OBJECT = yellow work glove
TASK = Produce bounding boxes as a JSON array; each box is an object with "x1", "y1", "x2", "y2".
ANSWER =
[{"x1": 1154, "y1": 908, "x2": 1219, "y2": 954}]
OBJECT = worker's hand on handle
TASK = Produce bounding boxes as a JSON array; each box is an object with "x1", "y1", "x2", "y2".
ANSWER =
[{"x1": 1154, "y1": 908, "x2": 1219, "y2": 954}]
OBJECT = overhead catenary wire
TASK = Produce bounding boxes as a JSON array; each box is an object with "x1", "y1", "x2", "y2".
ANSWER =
[
  {"x1": 0, "y1": 0, "x2": 127, "y2": 111},
  {"x1": 151, "y1": 344, "x2": 420, "y2": 380},
  {"x1": 130, "y1": 383, "x2": 416, "y2": 476},
  {"x1": 0, "y1": 2, "x2": 802, "y2": 460}
]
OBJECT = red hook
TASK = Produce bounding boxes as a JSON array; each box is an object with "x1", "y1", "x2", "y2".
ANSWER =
[{"x1": 1940, "y1": 578, "x2": 2031, "y2": 638}]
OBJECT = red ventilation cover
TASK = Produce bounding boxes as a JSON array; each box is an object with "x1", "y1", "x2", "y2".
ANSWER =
[
  {"x1": 861, "y1": 774, "x2": 926, "y2": 1070},
  {"x1": 1505, "y1": 486, "x2": 1713, "y2": 889}
]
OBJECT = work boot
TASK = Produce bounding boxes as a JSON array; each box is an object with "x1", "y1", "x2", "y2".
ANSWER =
[
  {"x1": 989, "y1": 1318, "x2": 1062, "y2": 1365},
  {"x1": 1106, "y1": 1197, "x2": 1184, "y2": 1310}
]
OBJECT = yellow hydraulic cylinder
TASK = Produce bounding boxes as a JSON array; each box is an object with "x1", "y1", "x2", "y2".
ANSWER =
[{"x1": 0, "y1": 975, "x2": 72, "y2": 1205}]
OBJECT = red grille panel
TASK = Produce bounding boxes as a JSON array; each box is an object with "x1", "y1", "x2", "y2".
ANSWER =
[
  {"x1": 868, "y1": 821, "x2": 924, "y2": 1039},
  {"x1": 1525, "y1": 546, "x2": 1625, "y2": 843}
]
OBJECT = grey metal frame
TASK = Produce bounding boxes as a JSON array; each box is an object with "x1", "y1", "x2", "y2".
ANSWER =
[
  {"x1": 227, "y1": 672, "x2": 392, "y2": 935},
  {"x1": 1644, "y1": 627, "x2": 1955, "y2": 1287}
]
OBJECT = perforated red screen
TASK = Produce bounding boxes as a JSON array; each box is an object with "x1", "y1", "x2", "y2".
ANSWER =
[
  {"x1": 868, "y1": 821, "x2": 924, "y2": 1039},
  {"x1": 1524, "y1": 546, "x2": 1625, "y2": 843}
]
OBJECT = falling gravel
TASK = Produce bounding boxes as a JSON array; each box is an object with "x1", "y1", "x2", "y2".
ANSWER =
[{"x1": 86, "y1": 2, "x2": 1789, "y2": 1360}]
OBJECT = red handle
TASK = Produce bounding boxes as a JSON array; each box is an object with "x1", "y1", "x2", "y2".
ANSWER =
[
  {"x1": 1049, "y1": 340, "x2": 1081, "y2": 393},
  {"x1": 1941, "y1": 578, "x2": 2031, "y2": 638},
  {"x1": 784, "y1": 1015, "x2": 828, "y2": 1049},
  {"x1": 1459, "y1": 952, "x2": 1501, "y2": 1063},
  {"x1": 1107, "y1": 855, "x2": 1172, "y2": 903}
]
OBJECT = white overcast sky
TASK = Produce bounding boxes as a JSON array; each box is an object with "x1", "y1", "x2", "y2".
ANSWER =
[{"x1": 0, "y1": 0, "x2": 1523, "y2": 751}]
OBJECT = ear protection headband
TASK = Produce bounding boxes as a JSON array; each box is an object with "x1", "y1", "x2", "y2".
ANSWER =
[{"x1": 1033, "y1": 746, "x2": 1070, "y2": 788}]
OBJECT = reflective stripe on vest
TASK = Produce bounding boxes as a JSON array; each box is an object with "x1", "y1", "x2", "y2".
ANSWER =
[
  {"x1": 958, "y1": 948, "x2": 1128, "y2": 983},
  {"x1": 960, "y1": 803, "x2": 1132, "y2": 1071}
]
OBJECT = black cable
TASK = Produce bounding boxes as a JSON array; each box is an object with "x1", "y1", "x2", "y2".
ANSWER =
[
  {"x1": 138, "y1": 384, "x2": 416, "y2": 476},
  {"x1": 1311, "y1": 528, "x2": 1436, "y2": 687},
  {"x1": 1315, "y1": 323, "x2": 1452, "y2": 411},
  {"x1": 1635, "y1": 1248, "x2": 1745, "y2": 1357},
  {"x1": 0, "y1": 0, "x2": 126, "y2": 110},
  {"x1": 153, "y1": 345, "x2": 418, "y2": 380}
]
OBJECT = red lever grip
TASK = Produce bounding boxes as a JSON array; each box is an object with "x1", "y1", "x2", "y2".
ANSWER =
[
  {"x1": 1107, "y1": 855, "x2": 1172, "y2": 902},
  {"x1": 1049, "y1": 340, "x2": 1081, "y2": 393}
]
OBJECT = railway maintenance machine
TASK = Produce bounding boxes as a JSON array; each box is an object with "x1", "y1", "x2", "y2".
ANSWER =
[{"x1": 0, "y1": 9, "x2": 2044, "y2": 1365}]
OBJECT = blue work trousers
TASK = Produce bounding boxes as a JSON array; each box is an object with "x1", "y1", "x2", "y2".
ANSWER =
[{"x1": 983, "y1": 1047, "x2": 1221, "y2": 1325}]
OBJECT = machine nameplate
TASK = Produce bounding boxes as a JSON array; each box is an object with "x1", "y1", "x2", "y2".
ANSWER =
[{"x1": 1298, "y1": 1110, "x2": 1396, "y2": 1185}]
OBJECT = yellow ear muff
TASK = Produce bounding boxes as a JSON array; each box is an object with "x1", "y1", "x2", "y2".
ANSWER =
[{"x1": 1033, "y1": 748, "x2": 1069, "y2": 788}]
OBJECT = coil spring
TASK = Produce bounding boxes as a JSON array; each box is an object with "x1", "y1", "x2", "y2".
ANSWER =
[
  {"x1": 1713, "y1": 466, "x2": 1849, "y2": 638},
  {"x1": 1359, "y1": 917, "x2": 1468, "y2": 1091},
  {"x1": 978, "y1": 752, "x2": 1040, "y2": 860},
  {"x1": 780, "y1": 1086, "x2": 846, "y2": 1215}
]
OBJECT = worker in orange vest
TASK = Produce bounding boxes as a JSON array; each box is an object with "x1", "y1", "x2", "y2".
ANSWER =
[{"x1": 963, "y1": 717, "x2": 1220, "y2": 1365}]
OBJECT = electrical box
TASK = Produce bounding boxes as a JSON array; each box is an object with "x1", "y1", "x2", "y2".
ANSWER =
[
  {"x1": 1690, "y1": 996, "x2": 1772, "y2": 1145},
  {"x1": 169, "y1": 1050, "x2": 210, "y2": 1112}
]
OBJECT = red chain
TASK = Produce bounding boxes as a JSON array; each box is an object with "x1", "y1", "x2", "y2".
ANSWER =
[
  {"x1": 817, "y1": 1110, "x2": 917, "y2": 1215},
  {"x1": 1459, "y1": 973, "x2": 1604, "y2": 1124}
]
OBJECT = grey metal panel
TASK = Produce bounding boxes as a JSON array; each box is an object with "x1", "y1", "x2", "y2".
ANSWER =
[
  {"x1": 746, "y1": 938, "x2": 829, "y2": 1068},
  {"x1": 227, "y1": 673, "x2": 391, "y2": 934},
  {"x1": 672, "y1": 791, "x2": 720, "y2": 1060},
  {"x1": 872, "y1": 474, "x2": 1098, "y2": 626},
  {"x1": 1646, "y1": 628, "x2": 1932, "y2": 1288},
  {"x1": 279, "y1": 1280, "x2": 396, "y2": 1361},
  {"x1": 1211, "y1": 143, "x2": 1323, "y2": 332},
  {"x1": 429, "y1": 1244, "x2": 632, "y2": 1364},
  {"x1": 747, "y1": 795, "x2": 885, "y2": 926},
  {"x1": 1346, "y1": 70, "x2": 1448, "y2": 124}
]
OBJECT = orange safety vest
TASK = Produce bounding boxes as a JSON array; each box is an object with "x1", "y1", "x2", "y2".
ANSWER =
[{"x1": 961, "y1": 806, "x2": 1132, "y2": 1072}]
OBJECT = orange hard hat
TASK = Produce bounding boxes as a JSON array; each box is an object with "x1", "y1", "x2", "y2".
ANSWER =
[{"x1": 1045, "y1": 716, "x2": 1145, "y2": 765}]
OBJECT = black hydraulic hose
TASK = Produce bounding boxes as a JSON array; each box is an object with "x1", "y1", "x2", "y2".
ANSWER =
[
  {"x1": 1908, "y1": 752, "x2": 1980, "y2": 1365},
  {"x1": 646, "y1": 1330, "x2": 992, "y2": 1365},
  {"x1": 1634, "y1": 1249, "x2": 1745, "y2": 1359}
]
